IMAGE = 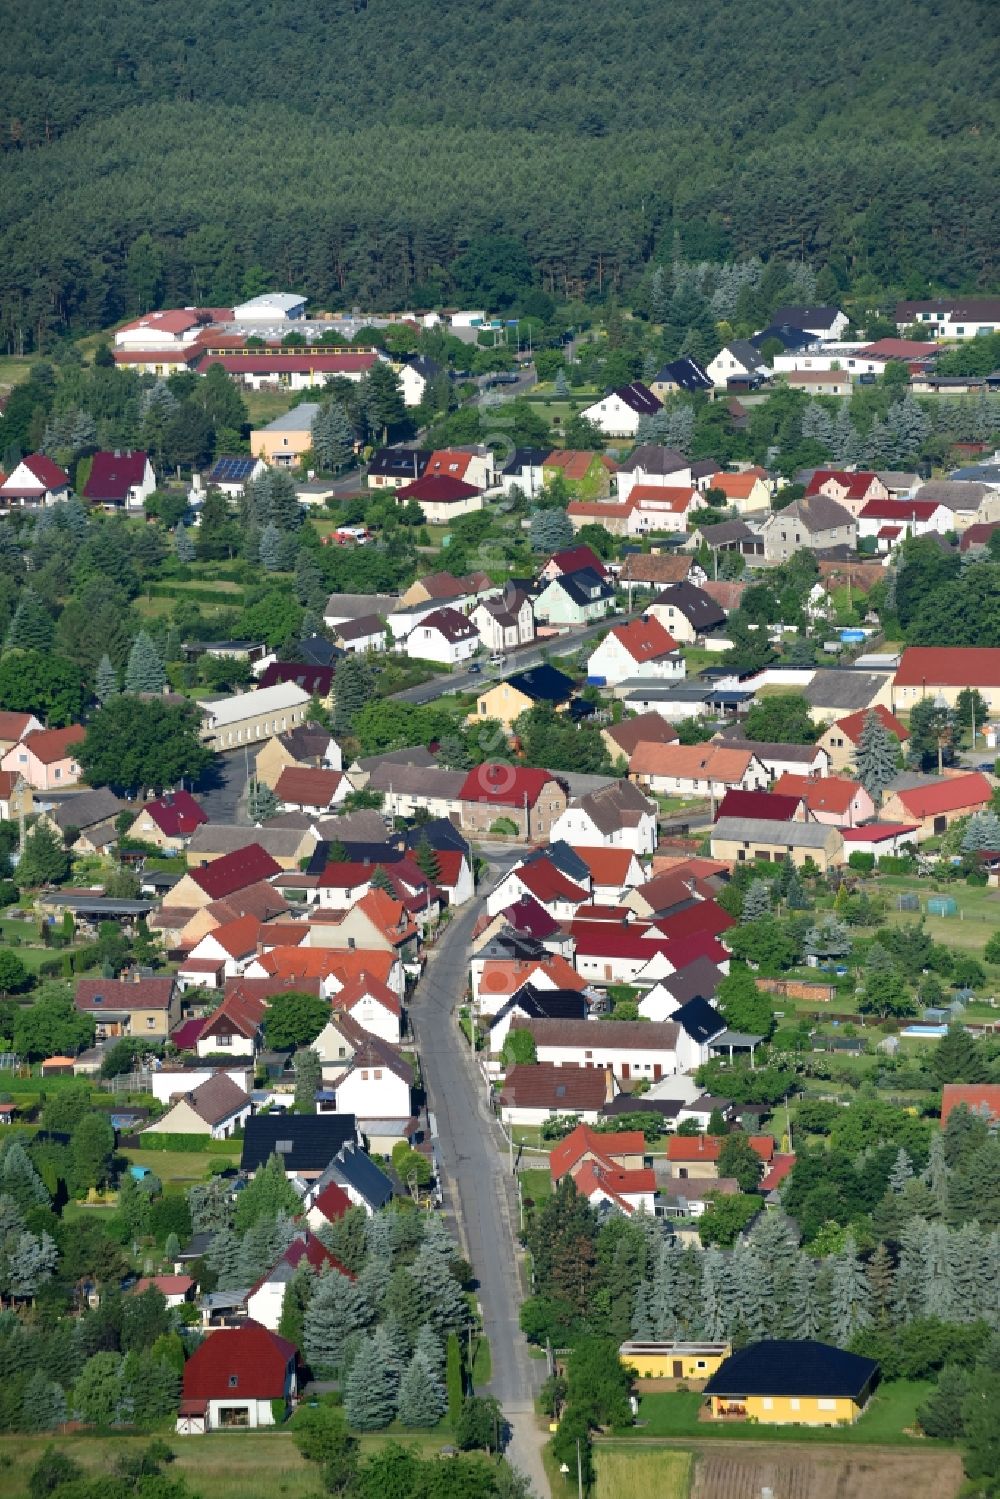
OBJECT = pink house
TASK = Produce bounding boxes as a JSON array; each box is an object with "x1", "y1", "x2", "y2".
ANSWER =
[
  {"x1": 1, "y1": 724, "x2": 84, "y2": 790},
  {"x1": 772, "y1": 773, "x2": 875, "y2": 828}
]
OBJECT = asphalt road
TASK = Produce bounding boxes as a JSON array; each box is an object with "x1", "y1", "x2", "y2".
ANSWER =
[
  {"x1": 194, "y1": 747, "x2": 254, "y2": 824},
  {"x1": 390, "y1": 613, "x2": 634, "y2": 704},
  {"x1": 410, "y1": 854, "x2": 549, "y2": 1497}
]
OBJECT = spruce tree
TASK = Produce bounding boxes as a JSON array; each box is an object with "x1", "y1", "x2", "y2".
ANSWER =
[
  {"x1": 865, "y1": 1241, "x2": 895, "y2": 1322},
  {"x1": 247, "y1": 778, "x2": 280, "y2": 823},
  {"x1": 312, "y1": 401, "x2": 355, "y2": 473},
  {"x1": 6, "y1": 589, "x2": 54, "y2": 653},
  {"x1": 397, "y1": 1350, "x2": 447, "y2": 1427},
  {"x1": 414, "y1": 836, "x2": 441, "y2": 882},
  {"x1": 370, "y1": 865, "x2": 395, "y2": 895},
  {"x1": 259, "y1": 522, "x2": 283, "y2": 572},
  {"x1": 412, "y1": 1222, "x2": 470, "y2": 1336},
  {"x1": 343, "y1": 1329, "x2": 399, "y2": 1429},
  {"x1": 855, "y1": 709, "x2": 897, "y2": 808},
  {"x1": 553, "y1": 369, "x2": 570, "y2": 399},
  {"x1": 828, "y1": 1236, "x2": 871, "y2": 1344},
  {"x1": 278, "y1": 1264, "x2": 314, "y2": 1350},
  {"x1": 917, "y1": 1364, "x2": 970, "y2": 1438},
  {"x1": 740, "y1": 879, "x2": 771, "y2": 923},
  {"x1": 699, "y1": 1248, "x2": 729, "y2": 1341},
  {"x1": 303, "y1": 1268, "x2": 373, "y2": 1373},
  {"x1": 95, "y1": 653, "x2": 119, "y2": 704},
  {"x1": 784, "y1": 1254, "x2": 820, "y2": 1340},
  {"x1": 888, "y1": 1148, "x2": 913, "y2": 1193},
  {"x1": 21, "y1": 1370, "x2": 67, "y2": 1432},
  {"x1": 529, "y1": 508, "x2": 574, "y2": 554},
  {"x1": 332, "y1": 656, "x2": 374, "y2": 736},
  {"x1": 413, "y1": 1322, "x2": 444, "y2": 1375},
  {"x1": 962, "y1": 812, "x2": 1000, "y2": 851},
  {"x1": 174, "y1": 525, "x2": 196, "y2": 563},
  {"x1": 124, "y1": 631, "x2": 165, "y2": 694}
]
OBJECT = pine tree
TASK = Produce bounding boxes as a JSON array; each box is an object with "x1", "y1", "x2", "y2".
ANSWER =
[
  {"x1": 662, "y1": 406, "x2": 695, "y2": 456},
  {"x1": 553, "y1": 369, "x2": 570, "y2": 399},
  {"x1": 801, "y1": 400, "x2": 835, "y2": 452},
  {"x1": 124, "y1": 631, "x2": 165, "y2": 694},
  {"x1": 294, "y1": 550, "x2": 326, "y2": 611},
  {"x1": 892, "y1": 1217, "x2": 929, "y2": 1324},
  {"x1": 832, "y1": 405, "x2": 862, "y2": 466},
  {"x1": 259, "y1": 522, "x2": 283, "y2": 572},
  {"x1": 6, "y1": 589, "x2": 54, "y2": 653},
  {"x1": 785, "y1": 1254, "x2": 821, "y2": 1340},
  {"x1": 740, "y1": 879, "x2": 771, "y2": 923},
  {"x1": 312, "y1": 402, "x2": 355, "y2": 473},
  {"x1": 413, "y1": 1322, "x2": 444, "y2": 1376},
  {"x1": 917, "y1": 1363, "x2": 970, "y2": 1438},
  {"x1": 529, "y1": 508, "x2": 574, "y2": 554},
  {"x1": 414, "y1": 836, "x2": 441, "y2": 882},
  {"x1": 923, "y1": 1134, "x2": 951, "y2": 1218},
  {"x1": 174, "y1": 525, "x2": 196, "y2": 562},
  {"x1": 303, "y1": 1268, "x2": 373, "y2": 1373},
  {"x1": 784, "y1": 865, "x2": 811, "y2": 910},
  {"x1": 855, "y1": 709, "x2": 897, "y2": 809},
  {"x1": 293, "y1": 1046, "x2": 321, "y2": 1113},
  {"x1": 247, "y1": 778, "x2": 280, "y2": 823},
  {"x1": 631, "y1": 1282, "x2": 654, "y2": 1339},
  {"x1": 699, "y1": 1248, "x2": 730, "y2": 1341},
  {"x1": 397, "y1": 1349, "x2": 447, "y2": 1426},
  {"x1": 647, "y1": 1239, "x2": 680, "y2": 1341},
  {"x1": 962, "y1": 812, "x2": 1000, "y2": 851},
  {"x1": 412, "y1": 1222, "x2": 470, "y2": 1336},
  {"x1": 343, "y1": 1329, "x2": 399, "y2": 1429},
  {"x1": 865, "y1": 1241, "x2": 895, "y2": 1322},
  {"x1": 2, "y1": 1141, "x2": 50, "y2": 1213},
  {"x1": 95, "y1": 653, "x2": 119, "y2": 704}
]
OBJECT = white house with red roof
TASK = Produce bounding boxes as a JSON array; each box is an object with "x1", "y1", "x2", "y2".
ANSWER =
[
  {"x1": 423, "y1": 447, "x2": 496, "y2": 490},
  {"x1": 246, "y1": 1233, "x2": 353, "y2": 1330},
  {"x1": 486, "y1": 855, "x2": 590, "y2": 920},
  {"x1": 538, "y1": 544, "x2": 609, "y2": 583},
  {"x1": 176, "y1": 1320, "x2": 297, "y2": 1433},
  {"x1": 82, "y1": 450, "x2": 156, "y2": 511},
  {"x1": 587, "y1": 616, "x2": 682, "y2": 686},
  {"x1": 857, "y1": 497, "x2": 951, "y2": 540},
  {"x1": 181, "y1": 915, "x2": 263, "y2": 985},
  {"x1": 0, "y1": 454, "x2": 70, "y2": 509},
  {"x1": 327, "y1": 972, "x2": 403, "y2": 1044},
  {"x1": 115, "y1": 308, "x2": 212, "y2": 349},
  {"x1": 840, "y1": 824, "x2": 919, "y2": 859},
  {"x1": 393, "y1": 474, "x2": 483, "y2": 522},
  {"x1": 305, "y1": 1180, "x2": 353, "y2": 1233},
  {"x1": 772, "y1": 773, "x2": 875, "y2": 828},
  {"x1": 805, "y1": 470, "x2": 888, "y2": 519}
]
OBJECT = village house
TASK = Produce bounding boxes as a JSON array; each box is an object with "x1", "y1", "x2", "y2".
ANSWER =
[
  {"x1": 498, "y1": 1063, "x2": 618, "y2": 1127},
  {"x1": 471, "y1": 663, "x2": 575, "y2": 730},
  {"x1": 0, "y1": 453, "x2": 70, "y2": 509},
  {"x1": 200, "y1": 682, "x2": 311, "y2": 752},
  {"x1": 805, "y1": 470, "x2": 888, "y2": 519},
  {"x1": 630, "y1": 743, "x2": 768, "y2": 799},
  {"x1": 254, "y1": 721, "x2": 341, "y2": 789},
  {"x1": 245, "y1": 1234, "x2": 352, "y2": 1330},
  {"x1": 1, "y1": 724, "x2": 83, "y2": 790},
  {"x1": 782, "y1": 370, "x2": 854, "y2": 397},
  {"x1": 258, "y1": 661, "x2": 335, "y2": 704},
  {"x1": 892, "y1": 647, "x2": 1000, "y2": 715},
  {"x1": 142, "y1": 1073, "x2": 251, "y2": 1140},
  {"x1": 894, "y1": 297, "x2": 1000, "y2": 339},
  {"x1": 601, "y1": 712, "x2": 678, "y2": 766},
  {"x1": 856, "y1": 497, "x2": 951, "y2": 541},
  {"x1": 667, "y1": 1132, "x2": 774, "y2": 1179},
  {"x1": 395, "y1": 354, "x2": 442, "y2": 408},
  {"x1": 816, "y1": 705, "x2": 909, "y2": 773},
  {"x1": 240, "y1": 1113, "x2": 359, "y2": 1180},
  {"x1": 485, "y1": 857, "x2": 589, "y2": 922},
  {"x1": 703, "y1": 1340, "x2": 879, "y2": 1427},
  {"x1": 324, "y1": 1032, "x2": 413, "y2": 1121},
  {"x1": 185, "y1": 824, "x2": 314, "y2": 870},
  {"x1": 393, "y1": 473, "x2": 483, "y2": 522},
  {"x1": 803, "y1": 669, "x2": 894, "y2": 725},
  {"x1": 367, "y1": 447, "x2": 430, "y2": 489},
  {"x1": 176, "y1": 1321, "x2": 298, "y2": 1433},
  {"x1": 539, "y1": 544, "x2": 610, "y2": 583},
  {"x1": 273, "y1": 766, "x2": 348, "y2": 815},
  {"x1": 533, "y1": 568, "x2": 615, "y2": 626},
  {"x1": 332, "y1": 614, "x2": 387, "y2": 654},
  {"x1": 459, "y1": 764, "x2": 567, "y2": 841},
  {"x1": 309, "y1": 889, "x2": 420, "y2": 967},
  {"x1": 712, "y1": 735, "x2": 831, "y2": 781},
  {"x1": 649, "y1": 356, "x2": 714, "y2": 400},
  {"x1": 839, "y1": 824, "x2": 918, "y2": 860},
  {"x1": 706, "y1": 471, "x2": 772, "y2": 514},
  {"x1": 405, "y1": 606, "x2": 481, "y2": 665},
  {"x1": 614, "y1": 445, "x2": 692, "y2": 505},
  {"x1": 250, "y1": 404, "x2": 320, "y2": 466},
  {"x1": 587, "y1": 616, "x2": 682, "y2": 686},
  {"x1": 710, "y1": 816, "x2": 845, "y2": 870},
  {"x1": 514, "y1": 1016, "x2": 679, "y2": 1083},
  {"x1": 628, "y1": 484, "x2": 706, "y2": 533},
  {"x1": 0, "y1": 712, "x2": 42, "y2": 755},
  {"x1": 572, "y1": 847, "x2": 646, "y2": 903},
  {"x1": 74, "y1": 976, "x2": 180, "y2": 1040},
  {"x1": 126, "y1": 791, "x2": 208, "y2": 851},
  {"x1": 201, "y1": 455, "x2": 268, "y2": 497},
  {"x1": 0, "y1": 772, "x2": 31, "y2": 822},
  {"x1": 772, "y1": 773, "x2": 875, "y2": 828},
  {"x1": 202, "y1": 344, "x2": 378, "y2": 390},
  {"x1": 471, "y1": 589, "x2": 535, "y2": 652},
  {"x1": 706, "y1": 342, "x2": 769, "y2": 389},
  {"x1": 550, "y1": 779, "x2": 659, "y2": 856},
  {"x1": 619, "y1": 553, "x2": 704, "y2": 591},
  {"x1": 82, "y1": 450, "x2": 156, "y2": 511},
  {"x1": 329, "y1": 972, "x2": 403, "y2": 1044},
  {"x1": 760, "y1": 493, "x2": 857, "y2": 562},
  {"x1": 580, "y1": 381, "x2": 661, "y2": 438},
  {"x1": 423, "y1": 446, "x2": 496, "y2": 491},
  {"x1": 399, "y1": 569, "x2": 493, "y2": 611},
  {"x1": 647, "y1": 581, "x2": 727, "y2": 643},
  {"x1": 323, "y1": 593, "x2": 400, "y2": 629},
  {"x1": 165, "y1": 845, "x2": 283, "y2": 913},
  {"x1": 880, "y1": 772, "x2": 993, "y2": 839}
]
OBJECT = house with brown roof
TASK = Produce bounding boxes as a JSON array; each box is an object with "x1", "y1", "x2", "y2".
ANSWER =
[
  {"x1": 760, "y1": 493, "x2": 857, "y2": 562},
  {"x1": 405, "y1": 606, "x2": 481, "y2": 666},
  {"x1": 817, "y1": 705, "x2": 909, "y2": 773},
  {"x1": 399, "y1": 570, "x2": 494, "y2": 610},
  {"x1": 309, "y1": 888, "x2": 420, "y2": 965},
  {"x1": 194, "y1": 988, "x2": 269, "y2": 1058},
  {"x1": 499, "y1": 1062, "x2": 618, "y2": 1126},
  {"x1": 513, "y1": 1015, "x2": 680, "y2": 1082},
  {"x1": 619, "y1": 553, "x2": 705, "y2": 589},
  {"x1": 601, "y1": 712, "x2": 678, "y2": 766},
  {"x1": 542, "y1": 450, "x2": 615, "y2": 499},
  {"x1": 165, "y1": 845, "x2": 283, "y2": 913},
  {"x1": 471, "y1": 589, "x2": 535, "y2": 652},
  {"x1": 142, "y1": 1072, "x2": 251, "y2": 1139},
  {"x1": 325, "y1": 1030, "x2": 413, "y2": 1121},
  {"x1": 614, "y1": 445, "x2": 692, "y2": 505},
  {"x1": 629, "y1": 743, "x2": 768, "y2": 799},
  {"x1": 0, "y1": 711, "x2": 42, "y2": 755},
  {"x1": 587, "y1": 616, "x2": 682, "y2": 686},
  {"x1": 273, "y1": 766, "x2": 348, "y2": 815},
  {"x1": 1, "y1": 725, "x2": 84, "y2": 790},
  {"x1": 550, "y1": 780, "x2": 658, "y2": 855},
  {"x1": 647, "y1": 582, "x2": 728, "y2": 643},
  {"x1": 459, "y1": 764, "x2": 568, "y2": 841},
  {"x1": 254, "y1": 722, "x2": 341, "y2": 790},
  {"x1": 75, "y1": 976, "x2": 179, "y2": 1040}
]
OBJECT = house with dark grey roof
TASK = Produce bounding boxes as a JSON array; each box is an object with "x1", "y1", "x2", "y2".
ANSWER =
[
  {"x1": 771, "y1": 306, "x2": 849, "y2": 340},
  {"x1": 487, "y1": 982, "x2": 590, "y2": 1055},
  {"x1": 752, "y1": 323, "x2": 820, "y2": 354},
  {"x1": 802, "y1": 669, "x2": 894, "y2": 723},
  {"x1": 241, "y1": 1114, "x2": 359, "y2": 1177},
  {"x1": 581, "y1": 381, "x2": 662, "y2": 438},
  {"x1": 707, "y1": 341, "x2": 769, "y2": 388},
  {"x1": 534, "y1": 568, "x2": 615, "y2": 625},
  {"x1": 760, "y1": 493, "x2": 857, "y2": 562},
  {"x1": 367, "y1": 447, "x2": 430, "y2": 489},
  {"x1": 650, "y1": 357, "x2": 713, "y2": 398},
  {"x1": 711, "y1": 732, "x2": 831, "y2": 780},
  {"x1": 687, "y1": 519, "x2": 764, "y2": 558},
  {"x1": 308, "y1": 1140, "x2": 394, "y2": 1212},
  {"x1": 711, "y1": 815, "x2": 845, "y2": 871},
  {"x1": 648, "y1": 581, "x2": 727, "y2": 642},
  {"x1": 639, "y1": 959, "x2": 725, "y2": 1022},
  {"x1": 550, "y1": 779, "x2": 658, "y2": 856},
  {"x1": 500, "y1": 447, "x2": 552, "y2": 498},
  {"x1": 703, "y1": 1339, "x2": 879, "y2": 1425}
]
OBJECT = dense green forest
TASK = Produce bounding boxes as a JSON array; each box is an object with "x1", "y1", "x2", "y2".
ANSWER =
[{"x1": 2, "y1": 0, "x2": 998, "y2": 349}]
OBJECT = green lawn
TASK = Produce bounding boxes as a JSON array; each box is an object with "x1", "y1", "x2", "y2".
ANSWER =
[
  {"x1": 124, "y1": 1147, "x2": 240, "y2": 1184},
  {"x1": 0, "y1": 355, "x2": 32, "y2": 391},
  {"x1": 594, "y1": 1447, "x2": 692, "y2": 1499},
  {"x1": 629, "y1": 1380, "x2": 938, "y2": 1445},
  {"x1": 471, "y1": 1334, "x2": 492, "y2": 1389},
  {"x1": 520, "y1": 1168, "x2": 553, "y2": 1208}
]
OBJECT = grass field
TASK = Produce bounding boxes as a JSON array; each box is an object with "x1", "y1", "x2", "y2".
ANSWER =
[
  {"x1": 631, "y1": 1381, "x2": 937, "y2": 1445},
  {"x1": 595, "y1": 1447, "x2": 692, "y2": 1499},
  {"x1": 0, "y1": 1427, "x2": 451, "y2": 1497},
  {"x1": 0, "y1": 355, "x2": 32, "y2": 391},
  {"x1": 685, "y1": 1439, "x2": 963, "y2": 1499},
  {"x1": 519, "y1": 1168, "x2": 553, "y2": 1207},
  {"x1": 124, "y1": 1147, "x2": 239, "y2": 1184},
  {"x1": 471, "y1": 1334, "x2": 492, "y2": 1389},
  {"x1": 243, "y1": 388, "x2": 300, "y2": 427}
]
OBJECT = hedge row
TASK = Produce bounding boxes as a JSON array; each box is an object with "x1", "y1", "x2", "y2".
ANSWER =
[
  {"x1": 145, "y1": 583, "x2": 247, "y2": 606},
  {"x1": 130, "y1": 1132, "x2": 243, "y2": 1152}
]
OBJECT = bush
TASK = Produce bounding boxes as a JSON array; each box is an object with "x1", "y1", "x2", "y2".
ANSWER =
[
  {"x1": 489, "y1": 817, "x2": 519, "y2": 836},
  {"x1": 847, "y1": 851, "x2": 875, "y2": 874},
  {"x1": 135, "y1": 1134, "x2": 238, "y2": 1152}
]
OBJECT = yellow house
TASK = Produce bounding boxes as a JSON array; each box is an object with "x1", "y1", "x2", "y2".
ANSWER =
[
  {"x1": 703, "y1": 1340, "x2": 879, "y2": 1427},
  {"x1": 711, "y1": 816, "x2": 845, "y2": 871},
  {"x1": 620, "y1": 1341, "x2": 730, "y2": 1381},
  {"x1": 469, "y1": 679, "x2": 535, "y2": 731}
]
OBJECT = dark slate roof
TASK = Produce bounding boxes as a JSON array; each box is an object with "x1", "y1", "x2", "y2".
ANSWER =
[
  {"x1": 772, "y1": 306, "x2": 843, "y2": 330},
  {"x1": 548, "y1": 568, "x2": 615, "y2": 608},
  {"x1": 404, "y1": 818, "x2": 470, "y2": 855},
  {"x1": 327, "y1": 1141, "x2": 393, "y2": 1208},
  {"x1": 696, "y1": 520, "x2": 755, "y2": 546},
  {"x1": 368, "y1": 447, "x2": 430, "y2": 481},
  {"x1": 671, "y1": 995, "x2": 727, "y2": 1044},
  {"x1": 503, "y1": 982, "x2": 590, "y2": 1023},
  {"x1": 654, "y1": 357, "x2": 713, "y2": 393},
  {"x1": 752, "y1": 324, "x2": 818, "y2": 352},
  {"x1": 652, "y1": 581, "x2": 727, "y2": 632},
  {"x1": 506, "y1": 663, "x2": 575, "y2": 704},
  {"x1": 725, "y1": 340, "x2": 767, "y2": 373},
  {"x1": 703, "y1": 1340, "x2": 879, "y2": 1400},
  {"x1": 601, "y1": 1094, "x2": 683, "y2": 1120},
  {"x1": 503, "y1": 447, "x2": 552, "y2": 475},
  {"x1": 295, "y1": 636, "x2": 341, "y2": 667},
  {"x1": 476, "y1": 931, "x2": 550, "y2": 962},
  {"x1": 241, "y1": 1114, "x2": 358, "y2": 1173},
  {"x1": 658, "y1": 957, "x2": 725, "y2": 1006},
  {"x1": 528, "y1": 840, "x2": 591, "y2": 885}
]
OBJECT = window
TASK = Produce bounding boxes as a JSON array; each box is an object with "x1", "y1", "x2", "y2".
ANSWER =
[
  {"x1": 818, "y1": 1399, "x2": 836, "y2": 1411},
  {"x1": 362, "y1": 1070, "x2": 369, "y2": 1080},
  {"x1": 374, "y1": 1068, "x2": 383, "y2": 1079},
  {"x1": 790, "y1": 1398, "x2": 800, "y2": 1411},
  {"x1": 762, "y1": 1397, "x2": 773, "y2": 1410},
  {"x1": 54, "y1": 768, "x2": 61, "y2": 780},
  {"x1": 229, "y1": 1375, "x2": 239, "y2": 1388},
  {"x1": 338, "y1": 1046, "x2": 346, "y2": 1058},
  {"x1": 146, "y1": 1016, "x2": 156, "y2": 1030}
]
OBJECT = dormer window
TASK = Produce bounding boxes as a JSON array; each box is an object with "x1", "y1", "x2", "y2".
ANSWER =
[{"x1": 229, "y1": 1375, "x2": 238, "y2": 1388}]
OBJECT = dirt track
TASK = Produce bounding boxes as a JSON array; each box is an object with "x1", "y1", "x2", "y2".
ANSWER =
[{"x1": 686, "y1": 1439, "x2": 963, "y2": 1499}]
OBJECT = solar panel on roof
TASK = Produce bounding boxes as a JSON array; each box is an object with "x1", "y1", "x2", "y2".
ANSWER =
[{"x1": 211, "y1": 457, "x2": 256, "y2": 481}]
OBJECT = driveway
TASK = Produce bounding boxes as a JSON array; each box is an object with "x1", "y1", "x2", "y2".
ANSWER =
[
  {"x1": 194, "y1": 748, "x2": 254, "y2": 824},
  {"x1": 410, "y1": 854, "x2": 549, "y2": 1496}
]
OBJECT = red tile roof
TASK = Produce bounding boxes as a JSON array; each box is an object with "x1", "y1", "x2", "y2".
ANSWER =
[
  {"x1": 893, "y1": 772, "x2": 992, "y2": 820},
  {"x1": 333, "y1": 972, "x2": 402, "y2": 1018},
  {"x1": 83, "y1": 450, "x2": 150, "y2": 502},
  {"x1": 75, "y1": 977, "x2": 175, "y2": 1013},
  {"x1": 859, "y1": 498, "x2": 941, "y2": 521},
  {"x1": 772, "y1": 773, "x2": 863, "y2": 816},
  {"x1": 760, "y1": 1152, "x2": 796, "y2": 1191},
  {"x1": 514, "y1": 859, "x2": 589, "y2": 906},
  {"x1": 571, "y1": 847, "x2": 638, "y2": 886},
  {"x1": 543, "y1": 452, "x2": 617, "y2": 483},
  {"x1": 574, "y1": 1160, "x2": 656, "y2": 1206},
  {"x1": 310, "y1": 1181, "x2": 354, "y2": 1224},
  {"x1": 19, "y1": 725, "x2": 84, "y2": 765},
  {"x1": 459, "y1": 764, "x2": 560, "y2": 808},
  {"x1": 140, "y1": 790, "x2": 208, "y2": 838},
  {"x1": 548, "y1": 545, "x2": 609, "y2": 579},
  {"x1": 191, "y1": 845, "x2": 282, "y2": 899},
  {"x1": 132, "y1": 1274, "x2": 195, "y2": 1297},
  {"x1": 181, "y1": 1321, "x2": 297, "y2": 1400},
  {"x1": 940, "y1": 1084, "x2": 1000, "y2": 1126},
  {"x1": 652, "y1": 901, "x2": 735, "y2": 943},
  {"x1": 424, "y1": 450, "x2": 476, "y2": 481},
  {"x1": 500, "y1": 895, "x2": 561, "y2": 939},
  {"x1": 200, "y1": 350, "x2": 378, "y2": 376},
  {"x1": 840, "y1": 823, "x2": 919, "y2": 843},
  {"x1": 118, "y1": 309, "x2": 206, "y2": 336},
  {"x1": 667, "y1": 1134, "x2": 774, "y2": 1163},
  {"x1": 610, "y1": 616, "x2": 679, "y2": 663},
  {"x1": 708, "y1": 472, "x2": 765, "y2": 499},
  {"x1": 202, "y1": 914, "x2": 261, "y2": 959},
  {"x1": 0, "y1": 711, "x2": 36, "y2": 743},
  {"x1": 715, "y1": 789, "x2": 801, "y2": 823},
  {"x1": 549, "y1": 1121, "x2": 645, "y2": 1180},
  {"x1": 274, "y1": 765, "x2": 344, "y2": 808},
  {"x1": 894, "y1": 647, "x2": 1000, "y2": 690},
  {"x1": 806, "y1": 470, "x2": 879, "y2": 499},
  {"x1": 3, "y1": 453, "x2": 70, "y2": 491},
  {"x1": 832, "y1": 705, "x2": 909, "y2": 745},
  {"x1": 396, "y1": 475, "x2": 481, "y2": 503}
]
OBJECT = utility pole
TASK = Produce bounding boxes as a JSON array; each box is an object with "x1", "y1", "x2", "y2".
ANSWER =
[{"x1": 576, "y1": 1437, "x2": 584, "y2": 1499}]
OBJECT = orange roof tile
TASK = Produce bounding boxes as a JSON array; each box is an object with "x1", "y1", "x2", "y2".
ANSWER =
[
  {"x1": 610, "y1": 616, "x2": 680, "y2": 663},
  {"x1": 629, "y1": 742, "x2": 757, "y2": 781},
  {"x1": 772, "y1": 773, "x2": 863, "y2": 816}
]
